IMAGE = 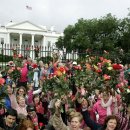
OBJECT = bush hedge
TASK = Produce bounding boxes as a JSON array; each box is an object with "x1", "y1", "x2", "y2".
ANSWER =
[
  {"x1": 0, "y1": 54, "x2": 13, "y2": 62},
  {"x1": 37, "y1": 56, "x2": 53, "y2": 64}
]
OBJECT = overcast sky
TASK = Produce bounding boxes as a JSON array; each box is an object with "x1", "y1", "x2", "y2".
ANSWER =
[{"x1": 0, "y1": 0, "x2": 130, "y2": 32}]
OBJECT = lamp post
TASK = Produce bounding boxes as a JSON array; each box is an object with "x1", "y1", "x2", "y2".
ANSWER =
[{"x1": 1, "y1": 38, "x2": 4, "y2": 68}]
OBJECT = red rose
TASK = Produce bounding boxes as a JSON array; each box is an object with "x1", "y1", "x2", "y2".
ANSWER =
[
  {"x1": 39, "y1": 122, "x2": 43, "y2": 127},
  {"x1": 119, "y1": 87, "x2": 124, "y2": 92},
  {"x1": 32, "y1": 64, "x2": 38, "y2": 69},
  {"x1": 59, "y1": 67, "x2": 65, "y2": 73},
  {"x1": 112, "y1": 64, "x2": 123, "y2": 70},
  {"x1": 96, "y1": 69, "x2": 102, "y2": 73}
]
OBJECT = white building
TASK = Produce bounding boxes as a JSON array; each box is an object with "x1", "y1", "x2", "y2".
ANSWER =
[{"x1": 0, "y1": 21, "x2": 63, "y2": 58}]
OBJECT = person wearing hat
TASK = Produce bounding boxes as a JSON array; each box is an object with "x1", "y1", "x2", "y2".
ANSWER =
[{"x1": 26, "y1": 105, "x2": 39, "y2": 130}]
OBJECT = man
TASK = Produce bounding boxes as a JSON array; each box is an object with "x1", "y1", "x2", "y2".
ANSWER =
[{"x1": 0, "y1": 108, "x2": 18, "y2": 130}]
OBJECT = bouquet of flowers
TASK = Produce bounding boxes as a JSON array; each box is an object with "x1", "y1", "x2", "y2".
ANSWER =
[
  {"x1": 42, "y1": 51, "x2": 130, "y2": 100},
  {"x1": 8, "y1": 66, "x2": 21, "y2": 82},
  {"x1": 42, "y1": 66, "x2": 70, "y2": 98}
]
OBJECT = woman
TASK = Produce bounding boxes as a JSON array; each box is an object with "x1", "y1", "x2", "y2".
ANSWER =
[
  {"x1": 26, "y1": 105, "x2": 39, "y2": 130},
  {"x1": 17, "y1": 60, "x2": 28, "y2": 88},
  {"x1": 38, "y1": 60, "x2": 45, "y2": 80},
  {"x1": 81, "y1": 98, "x2": 101, "y2": 130},
  {"x1": 33, "y1": 94, "x2": 48, "y2": 126},
  {"x1": 93, "y1": 89, "x2": 117, "y2": 125},
  {"x1": 98, "y1": 115, "x2": 118, "y2": 130},
  {"x1": 16, "y1": 86, "x2": 26, "y2": 97},
  {"x1": 18, "y1": 119, "x2": 35, "y2": 130},
  {"x1": 5, "y1": 84, "x2": 17, "y2": 109},
  {"x1": 16, "y1": 96, "x2": 28, "y2": 116},
  {"x1": 49, "y1": 99, "x2": 83, "y2": 130}
]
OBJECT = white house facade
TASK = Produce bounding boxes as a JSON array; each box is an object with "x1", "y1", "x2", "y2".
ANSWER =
[{"x1": 0, "y1": 21, "x2": 63, "y2": 57}]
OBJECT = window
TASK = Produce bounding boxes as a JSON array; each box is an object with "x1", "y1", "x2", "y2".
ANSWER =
[
  {"x1": 0, "y1": 38, "x2": 4, "y2": 44},
  {"x1": 14, "y1": 39, "x2": 17, "y2": 41}
]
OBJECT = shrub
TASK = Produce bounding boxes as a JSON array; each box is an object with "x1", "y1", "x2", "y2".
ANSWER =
[
  {"x1": 0, "y1": 54, "x2": 13, "y2": 62},
  {"x1": 37, "y1": 56, "x2": 53, "y2": 64}
]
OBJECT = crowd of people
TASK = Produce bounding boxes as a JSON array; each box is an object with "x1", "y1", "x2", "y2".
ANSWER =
[{"x1": 0, "y1": 55, "x2": 130, "y2": 130}]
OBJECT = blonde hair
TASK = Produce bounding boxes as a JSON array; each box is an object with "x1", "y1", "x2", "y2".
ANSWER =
[
  {"x1": 69, "y1": 111, "x2": 83, "y2": 123},
  {"x1": 18, "y1": 119, "x2": 34, "y2": 130},
  {"x1": 16, "y1": 95, "x2": 25, "y2": 103}
]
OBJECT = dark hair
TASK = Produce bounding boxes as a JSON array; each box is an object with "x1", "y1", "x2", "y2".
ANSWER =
[
  {"x1": 16, "y1": 86, "x2": 26, "y2": 96},
  {"x1": 26, "y1": 105, "x2": 35, "y2": 112},
  {"x1": 5, "y1": 108, "x2": 17, "y2": 118},
  {"x1": 124, "y1": 93, "x2": 130, "y2": 107},
  {"x1": 102, "y1": 115, "x2": 119, "y2": 130},
  {"x1": 33, "y1": 94, "x2": 40, "y2": 103}
]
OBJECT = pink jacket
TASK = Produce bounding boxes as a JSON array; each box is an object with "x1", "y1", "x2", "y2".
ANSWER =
[
  {"x1": 27, "y1": 89, "x2": 33, "y2": 105},
  {"x1": 93, "y1": 100, "x2": 115, "y2": 124},
  {"x1": 16, "y1": 105, "x2": 28, "y2": 116}
]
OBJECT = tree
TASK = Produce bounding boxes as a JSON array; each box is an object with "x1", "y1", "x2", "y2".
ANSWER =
[{"x1": 56, "y1": 13, "x2": 130, "y2": 61}]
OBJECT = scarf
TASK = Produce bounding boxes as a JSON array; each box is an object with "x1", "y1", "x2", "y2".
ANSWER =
[{"x1": 101, "y1": 96, "x2": 113, "y2": 115}]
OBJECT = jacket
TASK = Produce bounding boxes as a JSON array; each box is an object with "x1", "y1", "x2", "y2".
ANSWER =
[
  {"x1": 0, "y1": 118, "x2": 18, "y2": 130},
  {"x1": 81, "y1": 110, "x2": 101, "y2": 130},
  {"x1": 49, "y1": 108, "x2": 83, "y2": 130}
]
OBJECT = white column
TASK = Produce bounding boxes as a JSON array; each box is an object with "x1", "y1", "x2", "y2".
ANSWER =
[
  {"x1": 30, "y1": 34, "x2": 35, "y2": 59},
  {"x1": 31, "y1": 34, "x2": 35, "y2": 46},
  {"x1": 7, "y1": 33, "x2": 10, "y2": 55},
  {"x1": 43, "y1": 35, "x2": 46, "y2": 46},
  {"x1": 19, "y1": 33, "x2": 22, "y2": 54},
  {"x1": 42, "y1": 35, "x2": 46, "y2": 57},
  {"x1": 7, "y1": 33, "x2": 10, "y2": 44}
]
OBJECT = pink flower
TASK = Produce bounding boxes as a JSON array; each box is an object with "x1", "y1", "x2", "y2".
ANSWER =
[
  {"x1": 103, "y1": 74, "x2": 111, "y2": 80},
  {"x1": 7, "y1": 61, "x2": 15, "y2": 67},
  {"x1": 18, "y1": 54, "x2": 23, "y2": 58},
  {"x1": 0, "y1": 78, "x2": 5, "y2": 86}
]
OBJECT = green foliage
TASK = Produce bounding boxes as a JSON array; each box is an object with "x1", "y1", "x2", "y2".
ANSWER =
[
  {"x1": 56, "y1": 13, "x2": 130, "y2": 56},
  {"x1": 37, "y1": 56, "x2": 53, "y2": 64},
  {"x1": 0, "y1": 54, "x2": 13, "y2": 62},
  {"x1": 8, "y1": 68, "x2": 21, "y2": 82},
  {"x1": 0, "y1": 86, "x2": 7, "y2": 101},
  {"x1": 42, "y1": 74, "x2": 70, "y2": 97},
  {"x1": 41, "y1": 53, "x2": 129, "y2": 101}
]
